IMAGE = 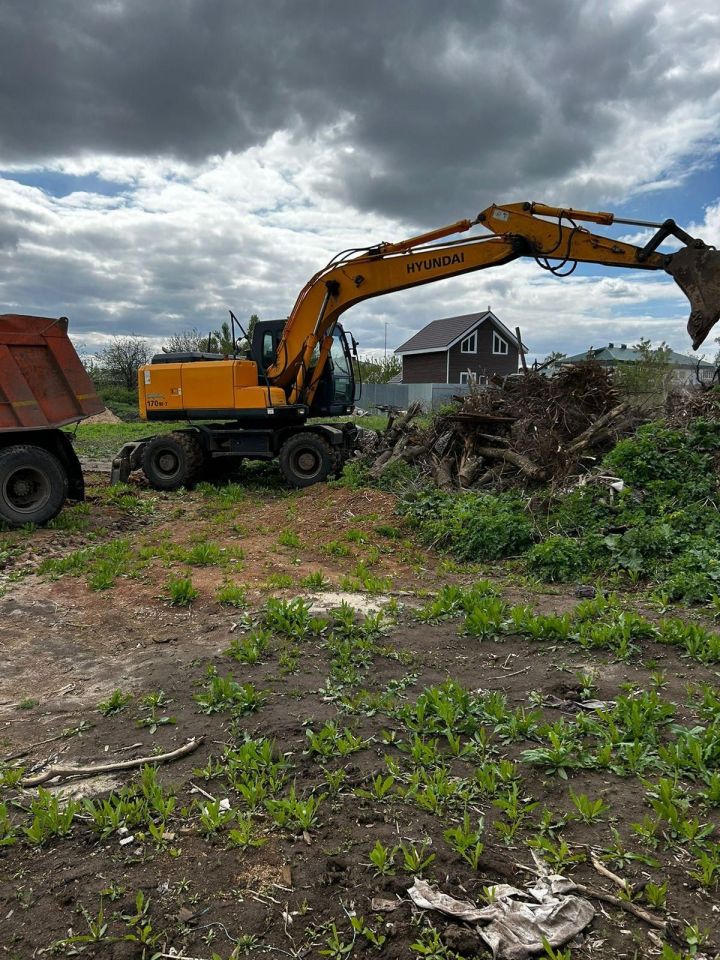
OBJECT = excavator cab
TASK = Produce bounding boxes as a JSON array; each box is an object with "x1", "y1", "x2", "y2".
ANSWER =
[
  {"x1": 308, "y1": 326, "x2": 357, "y2": 417},
  {"x1": 251, "y1": 318, "x2": 356, "y2": 417}
]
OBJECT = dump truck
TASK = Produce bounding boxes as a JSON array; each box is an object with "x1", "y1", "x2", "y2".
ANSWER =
[
  {"x1": 113, "y1": 200, "x2": 720, "y2": 491},
  {"x1": 0, "y1": 314, "x2": 104, "y2": 526}
]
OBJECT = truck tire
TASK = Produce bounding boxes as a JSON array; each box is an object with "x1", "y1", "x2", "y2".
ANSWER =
[
  {"x1": 279, "y1": 432, "x2": 334, "y2": 488},
  {"x1": 141, "y1": 432, "x2": 205, "y2": 490},
  {"x1": 0, "y1": 445, "x2": 68, "y2": 527}
]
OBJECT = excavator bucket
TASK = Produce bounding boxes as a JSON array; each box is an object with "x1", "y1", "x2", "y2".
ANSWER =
[{"x1": 666, "y1": 245, "x2": 720, "y2": 350}]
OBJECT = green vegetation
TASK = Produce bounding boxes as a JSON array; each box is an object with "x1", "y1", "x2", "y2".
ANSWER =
[
  {"x1": 400, "y1": 489, "x2": 534, "y2": 562},
  {"x1": 65, "y1": 420, "x2": 181, "y2": 460},
  {"x1": 2, "y1": 586, "x2": 719, "y2": 954},
  {"x1": 165, "y1": 575, "x2": 199, "y2": 606},
  {"x1": 6, "y1": 402, "x2": 720, "y2": 956},
  {"x1": 387, "y1": 416, "x2": 720, "y2": 603},
  {"x1": 216, "y1": 581, "x2": 247, "y2": 607},
  {"x1": 97, "y1": 689, "x2": 133, "y2": 716}
]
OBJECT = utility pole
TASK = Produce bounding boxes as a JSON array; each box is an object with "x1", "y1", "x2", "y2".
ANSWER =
[{"x1": 384, "y1": 321, "x2": 388, "y2": 359}]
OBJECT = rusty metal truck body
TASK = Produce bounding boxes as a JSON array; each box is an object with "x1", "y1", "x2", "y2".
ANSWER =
[{"x1": 0, "y1": 314, "x2": 103, "y2": 526}]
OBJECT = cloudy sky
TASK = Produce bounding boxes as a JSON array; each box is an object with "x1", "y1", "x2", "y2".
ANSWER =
[{"x1": 1, "y1": 0, "x2": 719, "y2": 363}]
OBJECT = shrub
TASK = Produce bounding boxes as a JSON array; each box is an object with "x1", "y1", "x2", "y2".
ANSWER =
[
  {"x1": 399, "y1": 490, "x2": 534, "y2": 562},
  {"x1": 526, "y1": 535, "x2": 596, "y2": 582},
  {"x1": 604, "y1": 419, "x2": 720, "y2": 494}
]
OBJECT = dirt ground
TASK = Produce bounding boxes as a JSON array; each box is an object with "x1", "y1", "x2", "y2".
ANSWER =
[{"x1": 0, "y1": 473, "x2": 718, "y2": 959}]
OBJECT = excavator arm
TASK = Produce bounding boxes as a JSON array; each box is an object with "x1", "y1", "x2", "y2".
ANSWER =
[{"x1": 266, "y1": 201, "x2": 720, "y2": 405}]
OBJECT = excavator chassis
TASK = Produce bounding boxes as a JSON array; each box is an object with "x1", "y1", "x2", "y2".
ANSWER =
[{"x1": 111, "y1": 421, "x2": 358, "y2": 488}]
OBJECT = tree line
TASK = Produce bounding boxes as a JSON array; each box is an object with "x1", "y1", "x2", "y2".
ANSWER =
[{"x1": 89, "y1": 314, "x2": 401, "y2": 392}]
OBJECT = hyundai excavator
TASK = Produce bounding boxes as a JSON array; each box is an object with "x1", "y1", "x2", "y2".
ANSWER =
[{"x1": 112, "y1": 201, "x2": 720, "y2": 489}]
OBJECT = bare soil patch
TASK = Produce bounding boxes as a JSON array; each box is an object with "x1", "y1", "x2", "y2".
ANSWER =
[{"x1": 0, "y1": 476, "x2": 718, "y2": 959}]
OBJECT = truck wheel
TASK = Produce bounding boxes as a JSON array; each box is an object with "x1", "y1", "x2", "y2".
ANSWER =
[
  {"x1": 279, "y1": 433, "x2": 334, "y2": 488},
  {"x1": 141, "y1": 432, "x2": 205, "y2": 490},
  {"x1": 0, "y1": 445, "x2": 68, "y2": 527}
]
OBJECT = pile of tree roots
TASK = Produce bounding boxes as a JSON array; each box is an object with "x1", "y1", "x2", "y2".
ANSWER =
[{"x1": 359, "y1": 363, "x2": 639, "y2": 491}]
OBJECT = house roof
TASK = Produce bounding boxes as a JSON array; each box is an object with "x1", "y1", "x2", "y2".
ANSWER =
[
  {"x1": 561, "y1": 344, "x2": 714, "y2": 368},
  {"x1": 394, "y1": 310, "x2": 522, "y2": 355}
]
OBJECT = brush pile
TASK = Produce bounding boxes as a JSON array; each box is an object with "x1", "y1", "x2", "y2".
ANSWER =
[{"x1": 360, "y1": 362, "x2": 638, "y2": 490}]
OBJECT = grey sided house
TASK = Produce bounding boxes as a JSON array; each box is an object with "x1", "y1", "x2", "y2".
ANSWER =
[{"x1": 394, "y1": 309, "x2": 522, "y2": 384}]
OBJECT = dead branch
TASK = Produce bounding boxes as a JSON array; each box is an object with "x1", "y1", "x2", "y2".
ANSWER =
[
  {"x1": 20, "y1": 737, "x2": 204, "y2": 787},
  {"x1": 589, "y1": 853, "x2": 632, "y2": 896},
  {"x1": 572, "y1": 880, "x2": 671, "y2": 934},
  {"x1": 358, "y1": 360, "x2": 637, "y2": 491},
  {"x1": 566, "y1": 402, "x2": 631, "y2": 453},
  {"x1": 474, "y1": 445, "x2": 547, "y2": 481}
]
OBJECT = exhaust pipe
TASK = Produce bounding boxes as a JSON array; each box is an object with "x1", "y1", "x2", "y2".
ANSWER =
[{"x1": 665, "y1": 244, "x2": 720, "y2": 350}]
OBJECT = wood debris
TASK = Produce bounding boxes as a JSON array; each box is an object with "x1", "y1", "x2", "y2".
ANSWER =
[{"x1": 360, "y1": 363, "x2": 638, "y2": 491}]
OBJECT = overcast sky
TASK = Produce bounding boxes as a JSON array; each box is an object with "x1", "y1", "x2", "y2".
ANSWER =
[{"x1": 1, "y1": 0, "x2": 719, "y2": 363}]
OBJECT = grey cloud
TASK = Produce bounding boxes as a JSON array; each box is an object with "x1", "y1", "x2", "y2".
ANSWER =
[{"x1": 1, "y1": 0, "x2": 716, "y2": 222}]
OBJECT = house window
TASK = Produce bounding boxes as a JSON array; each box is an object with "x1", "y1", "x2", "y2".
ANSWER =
[
  {"x1": 493, "y1": 331, "x2": 509, "y2": 355},
  {"x1": 461, "y1": 332, "x2": 477, "y2": 354}
]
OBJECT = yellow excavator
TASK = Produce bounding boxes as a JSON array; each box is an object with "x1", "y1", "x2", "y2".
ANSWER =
[{"x1": 112, "y1": 201, "x2": 720, "y2": 489}]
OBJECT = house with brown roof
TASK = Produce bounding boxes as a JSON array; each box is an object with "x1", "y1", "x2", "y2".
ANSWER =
[{"x1": 394, "y1": 309, "x2": 522, "y2": 384}]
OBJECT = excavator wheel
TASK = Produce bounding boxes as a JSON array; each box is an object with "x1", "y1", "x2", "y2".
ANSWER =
[
  {"x1": 141, "y1": 431, "x2": 205, "y2": 490},
  {"x1": 331, "y1": 447, "x2": 348, "y2": 478},
  {"x1": 279, "y1": 432, "x2": 334, "y2": 488}
]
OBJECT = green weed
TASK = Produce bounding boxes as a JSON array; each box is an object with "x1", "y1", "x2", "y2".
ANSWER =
[
  {"x1": 97, "y1": 689, "x2": 133, "y2": 716},
  {"x1": 194, "y1": 673, "x2": 264, "y2": 715},
  {"x1": 216, "y1": 581, "x2": 247, "y2": 607},
  {"x1": 165, "y1": 575, "x2": 199, "y2": 606}
]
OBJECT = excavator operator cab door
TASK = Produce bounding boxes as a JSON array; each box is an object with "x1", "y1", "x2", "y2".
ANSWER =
[
  {"x1": 251, "y1": 319, "x2": 286, "y2": 377},
  {"x1": 308, "y1": 324, "x2": 357, "y2": 418}
]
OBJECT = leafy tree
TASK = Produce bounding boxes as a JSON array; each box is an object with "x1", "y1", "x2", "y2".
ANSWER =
[
  {"x1": 95, "y1": 336, "x2": 150, "y2": 391},
  {"x1": 613, "y1": 339, "x2": 672, "y2": 407},
  {"x1": 213, "y1": 321, "x2": 234, "y2": 355},
  {"x1": 355, "y1": 354, "x2": 402, "y2": 383}
]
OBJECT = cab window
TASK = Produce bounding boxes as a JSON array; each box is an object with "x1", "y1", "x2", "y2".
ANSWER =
[{"x1": 262, "y1": 332, "x2": 275, "y2": 368}]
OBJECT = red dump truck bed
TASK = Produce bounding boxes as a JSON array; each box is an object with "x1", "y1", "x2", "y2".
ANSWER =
[{"x1": 0, "y1": 314, "x2": 103, "y2": 430}]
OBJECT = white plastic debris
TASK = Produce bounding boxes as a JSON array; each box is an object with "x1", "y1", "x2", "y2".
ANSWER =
[
  {"x1": 408, "y1": 876, "x2": 594, "y2": 960},
  {"x1": 408, "y1": 880, "x2": 486, "y2": 922}
]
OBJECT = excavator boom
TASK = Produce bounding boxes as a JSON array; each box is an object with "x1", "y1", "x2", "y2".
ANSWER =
[{"x1": 268, "y1": 201, "x2": 720, "y2": 404}]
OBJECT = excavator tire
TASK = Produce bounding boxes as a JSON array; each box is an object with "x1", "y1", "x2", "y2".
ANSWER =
[
  {"x1": 142, "y1": 432, "x2": 205, "y2": 490},
  {"x1": 0, "y1": 444, "x2": 68, "y2": 527},
  {"x1": 331, "y1": 446, "x2": 348, "y2": 478},
  {"x1": 279, "y1": 432, "x2": 335, "y2": 488}
]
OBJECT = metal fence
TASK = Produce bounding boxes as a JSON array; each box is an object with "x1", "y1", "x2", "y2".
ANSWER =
[{"x1": 355, "y1": 381, "x2": 473, "y2": 412}]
